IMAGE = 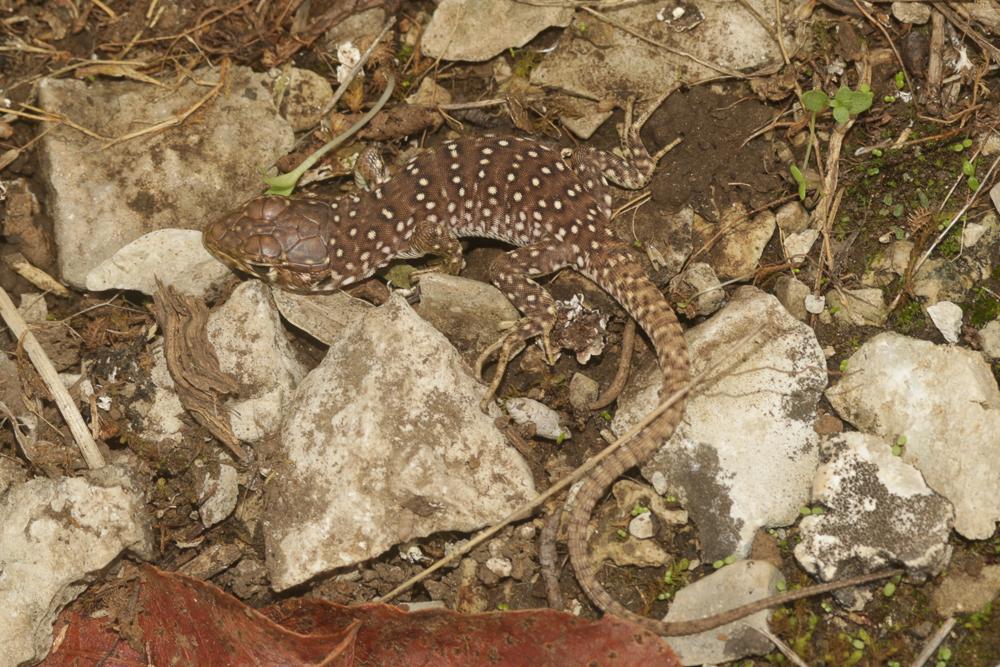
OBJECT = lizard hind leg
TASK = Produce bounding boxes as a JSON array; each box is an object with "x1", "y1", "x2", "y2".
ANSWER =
[{"x1": 475, "y1": 240, "x2": 572, "y2": 406}]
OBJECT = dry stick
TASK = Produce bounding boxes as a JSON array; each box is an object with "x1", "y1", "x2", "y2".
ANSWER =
[
  {"x1": 378, "y1": 323, "x2": 768, "y2": 603},
  {"x1": 926, "y1": 10, "x2": 945, "y2": 100},
  {"x1": 909, "y1": 617, "x2": 956, "y2": 667},
  {"x1": 0, "y1": 286, "x2": 106, "y2": 469}
]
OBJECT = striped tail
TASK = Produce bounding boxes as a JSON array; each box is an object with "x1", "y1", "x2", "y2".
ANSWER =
[{"x1": 569, "y1": 241, "x2": 689, "y2": 633}]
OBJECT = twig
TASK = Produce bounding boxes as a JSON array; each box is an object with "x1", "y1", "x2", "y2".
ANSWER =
[
  {"x1": 909, "y1": 617, "x2": 956, "y2": 667},
  {"x1": 0, "y1": 286, "x2": 106, "y2": 469},
  {"x1": 377, "y1": 322, "x2": 767, "y2": 603},
  {"x1": 753, "y1": 626, "x2": 812, "y2": 667},
  {"x1": 2, "y1": 253, "x2": 70, "y2": 297},
  {"x1": 588, "y1": 318, "x2": 636, "y2": 410}
]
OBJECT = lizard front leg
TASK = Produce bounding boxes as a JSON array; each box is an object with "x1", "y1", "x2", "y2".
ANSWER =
[{"x1": 475, "y1": 240, "x2": 573, "y2": 405}]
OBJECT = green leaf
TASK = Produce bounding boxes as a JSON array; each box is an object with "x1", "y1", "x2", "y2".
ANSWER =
[
  {"x1": 834, "y1": 85, "x2": 874, "y2": 115},
  {"x1": 802, "y1": 89, "x2": 829, "y2": 113},
  {"x1": 790, "y1": 164, "x2": 807, "y2": 200},
  {"x1": 962, "y1": 158, "x2": 976, "y2": 177},
  {"x1": 832, "y1": 105, "x2": 849, "y2": 124},
  {"x1": 895, "y1": 71, "x2": 906, "y2": 90},
  {"x1": 968, "y1": 176, "x2": 980, "y2": 191}
]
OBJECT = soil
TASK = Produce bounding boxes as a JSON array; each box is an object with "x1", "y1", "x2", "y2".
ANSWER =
[{"x1": 1, "y1": 1, "x2": 999, "y2": 665}]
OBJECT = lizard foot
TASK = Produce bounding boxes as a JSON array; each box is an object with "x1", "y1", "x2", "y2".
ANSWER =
[{"x1": 475, "y1": 325, "x2": 558, "y2": 408}]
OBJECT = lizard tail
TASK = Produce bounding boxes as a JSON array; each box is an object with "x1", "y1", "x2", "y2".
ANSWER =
[{"x1": 568, "y1": 242, "x2": 690, "y2": 633}]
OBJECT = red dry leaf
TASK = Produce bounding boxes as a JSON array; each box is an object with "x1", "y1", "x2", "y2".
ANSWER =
[{"x1": 42, "y1": 564, "x2": 681, "y2": 667}]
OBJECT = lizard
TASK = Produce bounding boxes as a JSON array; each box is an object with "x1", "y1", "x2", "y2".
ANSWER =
[{"x1": 203, "y1": 103, "x2": 898, "y2": 635}]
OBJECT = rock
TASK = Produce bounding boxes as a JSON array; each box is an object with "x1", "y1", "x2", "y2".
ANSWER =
[
  {"x1": 568, "y1": 372, "x2": 600, "y2": 411},
  {"x1": 892, "y1": 1, "x2": 931, "y2": 24},
  {"x1": 264, "y1": 295, "x2": 535, "y2": 590},
  {"x1": 962, "y1": 222, "x2": 988, "y2": 247},
  {"x1": 268, "y1": 67, "x2": 334, "y2": 132},
  {"x1": 621, "y1": 287, "x2": 825, "y2": 561},
  {"x1": 532, "y1": 1, "x2": 793, "y2": 124},
  {"x1": 693, "y1": 205, "x2": 775, "y2": 281},
  {"x1": 805, "y1": 293, "x2": 825, "y2": 314},
  {"x1": 271, "y1": 289, "x2": 373, "y2": 346},
  {"x1": 978, "y1": 319, "x2": 1000, "y2": 359},
  {"x1": 17, "y1": 292, "x2": 47, "y2": 322},
  {"x1": 827, "y1": 287, "x2": 887, "y2": 327},
  {"x1": 826, "y1": 332, "x2": 1000, "y2": 539},
  {"x1": 505, "y1": 397, "x2": 569, "y2": 441},
  {"x1": 794, "y1": 432, "x2": 953, "y2": 582},
  {"x1": 141, "y1": 342, "x2": 186, "y2": 446},
  {"x1": 992, "y1": 182, "x2": 1000, "y2": 214},
  {"x1": 663, "y1": 561, "x2": 781, "y2": 665},
  {"x1": 773, "y1": 274, "x2": 810, "y2": 321},
  {"x1": 38, "y1": 66, "x2": 294, "y2": 288},
  {"x1": 414, "y1": 273, "x2": 519, "y2": 367},
  {"x1": 0, "y1": 467, "x2": 152, "y2": 666},
  {"x1": 587, "y1": 480, "x2": 687, "y2": 569},
  {"x1": 911, "y1": 213, "x2": 998, "y2": 304},
  {"x1": 629, "y1": 512, "x2": 655, "y2": 539},
  {"x1": 775, "y1": 201, "x2": 809, "y2": 234},
  {"x1": 485, "y1": 557, "x2": 513, "y2": 578},
  {"x1": 196, "y1": 458, "x2": 241, "y2": 528},
  {"x1": 864, "y1": 241, "x2": 912, "y2": 287},
  {"x1": 207, "y1": 281, "x2": 308, "y2": 442},
  {"x1": 926, "y1": 300, "x2": 963, "y2": 343},
  {"x1": 669, "y1": 262, "x2": 725, "y2": 317},
  {"x1": 86, "y1": 229, "x2": 232, "y2": 298},
  {"x1": 406, "y1": 77, "x2": 453, "y2": 107},
  {"x1": 323, "y1": 6, "x2": 387, "y2": 49},
  {"x1": 422, "y1": 0, "x2": 573, "y2": 62},
  {"x1": 932, "y1": 564, "x2": 1000, "y2": 616},
  {"x1": 783, "y1": 229, "x2": 818, "y2": 262}
]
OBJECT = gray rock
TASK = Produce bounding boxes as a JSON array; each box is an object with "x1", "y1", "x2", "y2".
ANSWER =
[
  {"x1": 783, "y1": 228, "x2": 818, "y2": 262},
  {"x1": 264, "y1": 295, "x2": 535, "y2": 590},
  {"x1": 422, "y1": 0, "x2": 573, "y2": 62},
  {"x1": 693, "y1": 205, "x2": 775, "y2": 281},
  {"x1": 623, "y1": 287, "x2": 824, "y2": 561},
  {"x1": 978, "y1": 319, "x2": 1000, "y2": 359},
  {"x1": 663, "y1": 561, "x2": 780, "y2": 664},
  {"x1": 827, "y1": 287, "x2": 887, "y2": 327},
  {"x1": 795, "y1": 432, "x2": 953, "y2": 582},
  {"x1": 926, "y1": 300, "x2": 963, "y2": 343},
  {"x1": 38, "y1": 66, "x2": 294, "y2": 287},
  {"x1": 568, "y1": 372, "x2": 599, "y2": 411},
  {"x1": 826, "y1": 332, "x2": 1000, "y2": 539},
  {"x1": 0, "y1": 467, "x2": 152, "y2": 666},
  {"x1": 86, "y1": 229, "x2": 231, "y2": 298},
  {"x1": 207, "y1": 281, "x2": 308, "y2": 442},
  {"x1": 532, "y1": 1, "x2": 792, "y2": 123},
  {"x1": 892, "y1": 1, "x2": 931, "y2": 24},
  {"x1": 268, "y1": 67, "x2": 334, "y2": 132},
  {"x1": 668, "y1": 262, "x2": 724, "y2": 317},
  {"x1": 932, "y1": 564, "x2": 1000, "y2": 616},
  {"x1": 775, "y1": 201, "x2": 810, "y2": 234},
  {"x1": 773, "y1": 274, "x2": 810, "y2": 321},
  {"x1": 196, "y1": 458, "x2": 241, "y2": 528},
  {"x1": 414, "y1": 273, "x2": 519, "y2": 366},
  {"x1": 505, "y1": 397, "x2": 569, "y2": 441},
  {"x1": 272, "y1": 289, "x2": 373, "y2": 346}
]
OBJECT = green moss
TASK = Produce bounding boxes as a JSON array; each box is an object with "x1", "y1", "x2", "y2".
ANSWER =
[
  {"x1": 893, "y1": 301, "x2": 927, "y2": 335},
  {"x1": 968, "y1": 288, "x2": 1000, "y2": 328}
]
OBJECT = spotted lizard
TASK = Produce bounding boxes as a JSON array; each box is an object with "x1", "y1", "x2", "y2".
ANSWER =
[{"x1": 204, "y1": 106, "x2": 897, "y2": 635}]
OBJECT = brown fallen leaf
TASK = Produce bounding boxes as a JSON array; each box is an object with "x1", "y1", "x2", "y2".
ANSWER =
[{"x1": 42, "y1": 565, "x2": 682, "y2": 666}]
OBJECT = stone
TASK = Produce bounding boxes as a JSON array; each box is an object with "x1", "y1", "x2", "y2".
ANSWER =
[
  {"x1": 422, "y1": 0, "x2": 573, "y2": 62},
  {"x1": 207, "y1": 281, "x2": 308, "y2": 442},
  {"x1": 826, "y1": 332, "x2": 1000, "y2": 539},
  {"x1": 926, "y1": 300, "x2": 963, "y2": 344},
  {"x1": 794, "y1": 432, "x2": 953, "y2": 582},
  {"x1": 37, "y1": 66, "x2": 294, "y2": 287},
  {"x1": 0, "y1": 467, "x2": 152, "y2": 666},
  {"x1": 622, "y1": 288, "x2": 825, "y2": 561},
  {"x1": 264, "y1": 295, "x2": 535, "y2": 590},
  {"x1": 86, "y1": 229, "x2": 232, "y2": 298},
  {"x1": 773, "y1": 274, "x2": 810, "y2": 321},
  {"x1": 826, "y1": 288, "x2": 887, "y2": 327}
]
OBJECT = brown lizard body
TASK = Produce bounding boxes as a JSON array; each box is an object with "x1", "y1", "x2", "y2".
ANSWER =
[{"x1": 204, "y1": 110, "x2": 897, "y2": 635}]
